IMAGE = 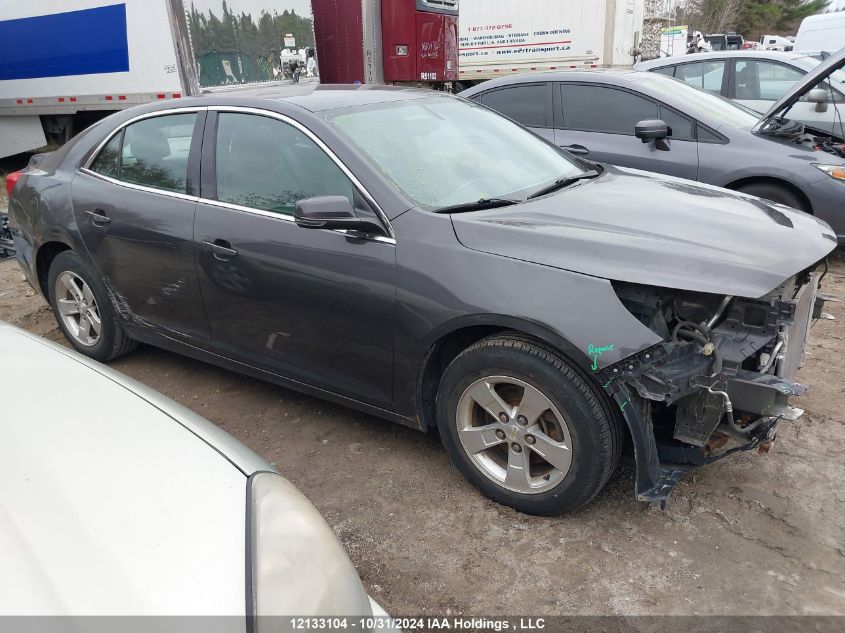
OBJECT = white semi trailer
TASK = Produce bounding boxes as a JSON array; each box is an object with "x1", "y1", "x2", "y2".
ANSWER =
[
  {"x1": 0, "y1": 0, "x2": 200, "y2": 158},
  {"x1": 0, "y1": 0, "x2": 321, "y2": 159},
  {"x1": 457, "y1": 0, "x2": 645, "y2": 87}
]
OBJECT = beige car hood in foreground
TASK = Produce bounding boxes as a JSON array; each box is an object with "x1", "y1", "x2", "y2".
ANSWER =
[{"x1": 0, "y1": 326, "x2": 248, "y2": 616}]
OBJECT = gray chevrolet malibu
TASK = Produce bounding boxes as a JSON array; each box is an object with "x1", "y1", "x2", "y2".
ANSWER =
[
  {"x1": 6, "y1": 85, "x2": 838, "y2": 516},
  {"x1": 459, "y1": 48, "x2": 845, "y2": 242}
]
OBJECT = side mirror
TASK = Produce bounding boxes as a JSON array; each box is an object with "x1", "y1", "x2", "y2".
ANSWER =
[
  {"x1": 635, "y1": 119, "x2": 671, "y2": 151},
  {"x1": 807, "y1": 87, "x2": 830, "y2": 113},
  {"x1": 635, "y1": 119, "x2": 669, "y2": 142},
  {"x1": 294, "y1": 196, "x2": 385, "y2": 235}
]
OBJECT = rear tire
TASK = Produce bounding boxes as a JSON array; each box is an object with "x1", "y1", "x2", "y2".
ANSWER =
[
  {"x1": 436, "y1": 334, "x2": 621, "y2": 516},
  {"x1": 736, "y1": 182, "x2": 806, "y2": 212},
  {"x1": 47, "y1": 250, "x2": 137, "y2": 362}
]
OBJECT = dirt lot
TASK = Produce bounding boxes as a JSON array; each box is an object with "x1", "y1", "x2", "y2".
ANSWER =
[{"x1": 1, "y1": 252, "x2": 844, "y2": 617}]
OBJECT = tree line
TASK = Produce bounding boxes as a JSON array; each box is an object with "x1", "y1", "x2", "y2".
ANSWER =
[
  {"x1": 186, "y1": 1, "x2": 315, "y2": 86},
  {"x1": 674, "y1": 0, "x2": 831, "y2": 40},
  {"x1": 188, "y1": 1, "x2": 314, "y2": 55}
]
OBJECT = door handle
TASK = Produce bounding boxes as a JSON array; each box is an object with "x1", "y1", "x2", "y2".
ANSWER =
[
  {"x1": 561, "y1": 144, "x2": 589, "y2": 155},
  {"x1": 84, "y1": 209, "x2": 111, "y2": 225},
  {"x1": 203, "y1": 239, "x2": 238, "y2": 261}
]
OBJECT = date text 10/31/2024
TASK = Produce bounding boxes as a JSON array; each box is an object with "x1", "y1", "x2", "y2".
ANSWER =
[{"x1": 288, "y1": 617, "x2": 548, "y2": 630}]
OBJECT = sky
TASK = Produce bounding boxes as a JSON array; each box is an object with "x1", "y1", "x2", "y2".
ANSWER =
[{"x1": 187, "y1": 0, "x2": 314, "y2": 18}]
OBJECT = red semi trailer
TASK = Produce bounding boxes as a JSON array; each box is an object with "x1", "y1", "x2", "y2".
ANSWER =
[{"x1": 311, "y1": 0, "x2": 458, "y2": 89}]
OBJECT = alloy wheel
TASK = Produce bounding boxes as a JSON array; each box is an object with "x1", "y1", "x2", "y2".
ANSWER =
[
  {"x1": 55, "y1": 271, "x2": 102, "y2": 347},
  {"x1": 456, "y1": 375, "x2": 573, "y2": 494}
]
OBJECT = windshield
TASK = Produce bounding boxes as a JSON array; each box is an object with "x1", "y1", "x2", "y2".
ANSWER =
[
  {"x1": 325, "y1": 97, "x2": 585, "y2": 210},
  {"x1": 640, "y1": 73, "x2": 761, "y2": 129}
]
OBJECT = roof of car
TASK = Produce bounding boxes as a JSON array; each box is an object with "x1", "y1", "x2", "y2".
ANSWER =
[
  {"x1": 635, "y1": 50, "x2": 820, "y2": 70},
  {"x1": 196, "y1": 82, "x2": 441, "y2": 112},
  {"x1": 458, "y1": 68, "x2": 667, "y2": 97}
]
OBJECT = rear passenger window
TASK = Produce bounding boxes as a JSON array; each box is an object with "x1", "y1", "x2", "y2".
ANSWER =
[
  {"x1": 675, "y1": 61, "x2": 725, "y2": 94},
  {"x1": 120, "y1": 114, "x2": 197, "y2": 193},
  {"x1": 560, "y1": 84, "x2": 658, "y2": 135},
  {"x1": 90, "y1": 132, "x2": 122, "y2": 179},
  {"x1": 214, "y1": 113, "x2": 355, "y2": 216},
  {"x1": 481, "y1": 84, "x2": 548, "y2": 127}
]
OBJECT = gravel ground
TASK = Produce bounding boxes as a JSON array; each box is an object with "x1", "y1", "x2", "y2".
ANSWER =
[{"x1": 1, "y1": 252, "x2": 844, "y2": 617}]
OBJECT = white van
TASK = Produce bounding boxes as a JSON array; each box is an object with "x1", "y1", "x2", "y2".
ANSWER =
[{"x1": 794, "y1": 11, "x2": 845, "y2": 53}]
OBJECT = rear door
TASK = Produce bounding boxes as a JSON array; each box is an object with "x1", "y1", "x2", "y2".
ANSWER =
[
  {"x1": 475, "y1": 83, "x2": 555, "y2": 142},
  {"x1": 193, "y1": 110, "x2": 396, "y2": 408},
  {"x1": 554, "y1": 83, "x2": 700, "y2": 180},
  {"x1": 74, "y1": 110, "x2": 210, "y2": 346}
]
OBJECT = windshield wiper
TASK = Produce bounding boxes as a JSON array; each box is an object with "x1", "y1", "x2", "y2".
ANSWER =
[
  {"x1": 526, "y1": 170, "x2": 600, "y2": 200},
  {"x1": 434, "y1": 197, "x2": 520, "y2": 214}
]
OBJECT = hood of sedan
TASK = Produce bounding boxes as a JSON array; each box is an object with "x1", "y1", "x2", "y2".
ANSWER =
[
  {"x1": 0, "y1": 326, "x2": 248, "y2": 615},
  {"x1": 451, "y1": 166, "x2": 837, "y2": 298}
]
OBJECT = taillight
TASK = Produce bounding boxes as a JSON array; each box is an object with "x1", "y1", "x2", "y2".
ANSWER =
[{"x1": 5, "y1": 170, "x2": 22, "y2": 199}]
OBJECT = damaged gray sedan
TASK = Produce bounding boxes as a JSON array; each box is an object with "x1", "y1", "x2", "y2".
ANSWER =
[{"x1": 6, "y1": 86, "x2": 838, "y2": 515}]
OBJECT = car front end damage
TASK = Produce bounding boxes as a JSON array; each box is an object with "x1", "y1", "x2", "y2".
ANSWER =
[{"x1": 600, "y1": 263, "x2": 835, "y2": 505}]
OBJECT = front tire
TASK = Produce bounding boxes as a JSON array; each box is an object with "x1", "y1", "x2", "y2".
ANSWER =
[
  {"x1": 436, "y1": 334, "x2": 621, "y2": 516},
  {"x1": 47, "y1": 250, "x2": 137, "y2": 362}
]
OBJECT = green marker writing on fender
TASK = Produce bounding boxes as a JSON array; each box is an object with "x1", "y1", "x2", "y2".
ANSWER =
[{"x1": 587, "y1": 343, "x2": 615, "y2": 371}]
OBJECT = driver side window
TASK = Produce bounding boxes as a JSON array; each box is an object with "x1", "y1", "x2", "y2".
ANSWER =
[{"x1": 214, "y1": 113, "x2": 355, "y2": 217}]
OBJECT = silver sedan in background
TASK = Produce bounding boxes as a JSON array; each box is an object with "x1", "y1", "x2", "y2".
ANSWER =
[
  {"x1": 635, "y1": 50, "x2": 845, "y2": 134},
  {"x1": 459, "y1": 49, "x2": 845, "y2": 241},
  {"x1": 0, "y1": 322, "x2": 390, "y2": 628}
]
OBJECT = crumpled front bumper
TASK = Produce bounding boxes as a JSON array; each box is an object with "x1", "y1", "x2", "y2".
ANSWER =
[{"x1": 601, "y1": 272, "x2": 828, "y2": 505}]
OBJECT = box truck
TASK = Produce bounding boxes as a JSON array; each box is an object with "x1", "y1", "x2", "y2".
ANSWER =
[
  {"x1": 457, "y1": 0, "x2": 645, "y2": 87},
  {"x1": 0, "y1": 0, "x2": 458, "y2": 158}
]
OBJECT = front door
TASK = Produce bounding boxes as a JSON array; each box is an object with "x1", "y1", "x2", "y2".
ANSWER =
[
  {"x1": 73, "y1": 111, "x2": 210, "y2": 346},
  {"x1": 554, "y1": 83, "x2": 700, "y2": 181},
  {"x1": 194, "y1": 111, "x2": 396, "y2": 408}
]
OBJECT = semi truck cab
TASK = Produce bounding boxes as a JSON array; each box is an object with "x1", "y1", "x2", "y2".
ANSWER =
[{"x1": 312, "y1": 0, "x2": 458, "y2": 87}]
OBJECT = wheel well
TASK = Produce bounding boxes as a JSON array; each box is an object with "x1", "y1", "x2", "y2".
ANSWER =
[
  {"x1": 35, "y1": 241, "x2": 72, "y2": 297},
  {"x1": 725, "y1": 176, "x2": 813, "y2": 214},
  {"x1": 417, "y1": 325, "x2": 508, "y2": 431},
  {"x1": 416, "y1": 325, "x2": 632, "y2": 455}
]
